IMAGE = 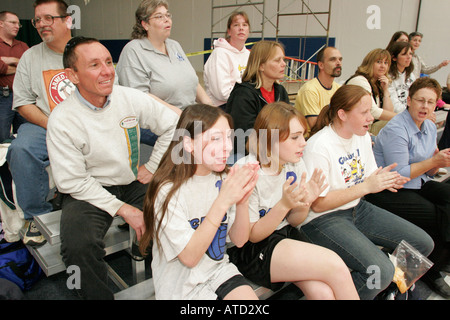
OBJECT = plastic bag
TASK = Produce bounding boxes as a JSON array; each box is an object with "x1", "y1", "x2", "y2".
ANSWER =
[{"x1": 389, "y1": 240, "x2": 433, "y2": 293}]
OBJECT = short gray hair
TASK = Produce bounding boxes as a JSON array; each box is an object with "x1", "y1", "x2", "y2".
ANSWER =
[{"x1": 131, "y1": 0, "x2": 169, "y2": 39}]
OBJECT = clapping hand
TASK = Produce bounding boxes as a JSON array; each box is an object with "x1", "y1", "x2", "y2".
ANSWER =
[
  {"x1": 304, "y1": 168, "x2": 328, "y2": 204},
  {"x1": 365, "y1": 163, "x2": 410, "y2": 193},
  {"x1": 219, "y1": 162, "x2": 259, "y2": 208}
]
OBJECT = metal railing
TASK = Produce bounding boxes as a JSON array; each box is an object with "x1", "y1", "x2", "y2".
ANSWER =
[{"x1": 283, "y1": 56, "x2": 317, "y2": 85}]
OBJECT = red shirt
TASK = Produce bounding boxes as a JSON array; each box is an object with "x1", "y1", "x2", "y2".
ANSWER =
[
  {"x1": 260, "y1": 85, "x2": 275, "y2": 104},
  {"x1": 0, "y1": 37, "x2": 29, "y2": 88}
]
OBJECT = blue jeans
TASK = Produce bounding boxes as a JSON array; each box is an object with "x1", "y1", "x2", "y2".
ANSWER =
[
  {"x1": 0, "y1": 94, "x2": 26, "y2": 143},
  {"x1": 299, "y1": 200, "x2": 434, "y2": 300},
  {"x1": 6, "y1": 123, "x2": 52, "y2": 220},
  {"x1": 140, "y1": 128, "x2": 158, "y2": 146}
]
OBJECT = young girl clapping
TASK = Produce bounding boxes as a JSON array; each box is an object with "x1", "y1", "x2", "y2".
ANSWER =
[
  {"x1": 228, "y1": 102, "x2": 359, "y2": 300},
  {"x1": 140, "y1": 104, "x2": 259, "y2": 300}
]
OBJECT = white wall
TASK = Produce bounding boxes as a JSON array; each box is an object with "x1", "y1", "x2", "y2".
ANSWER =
[
  {"x1": 4, "y1": 0, "x2": 449, "y2": 85},
  {"x1": 167, "y1": 0, "x2": 450, "y2": 86}
]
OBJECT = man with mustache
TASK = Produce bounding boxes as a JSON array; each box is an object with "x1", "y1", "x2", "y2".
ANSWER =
[
  {"x1": 294, "y1": 46, "x2": 343, "y2": 135},
  {"x1": 6, "y1": 0, "x2": 74, "y2": 246}
]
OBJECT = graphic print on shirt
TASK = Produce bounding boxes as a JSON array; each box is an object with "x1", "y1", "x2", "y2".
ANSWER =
[
  {"x1": 188, "y1": 179, "x2": 228, "y2": 261},
  {"x1": 395, "y1": 77, "x2": 415, "y2": 107},
  {"x1": 43, "y1": 69, "x2": 76, "y2": 111},
  {"x1": 339, "y1": 149, "x2": 365, "y2": 187},
  {"x1": 176, "y1": 52, "x2": 185, "y2": 62},
  {"x1": 120, "y1": 116, "x2": 140, "y2": 176},
  {"x1": 259, "y1": 171, "x2": 297, "y2": 218},
  {"x1": 238, "y1": 64, "x2": 247, "y2": 78}
]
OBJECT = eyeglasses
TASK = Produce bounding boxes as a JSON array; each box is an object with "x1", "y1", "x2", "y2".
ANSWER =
[
  {"x1": 4, "y1": 21, "x2": 22, "y2": 28},
  {"x1": 412, "y1": 98, "x2": 436, "y2": 107},
  {"x1": 149, "y1": 13, "x2": 172, "y2": 21},
  {"x1": 31, "y1": 15, "x2": 68, "y2": 28}
]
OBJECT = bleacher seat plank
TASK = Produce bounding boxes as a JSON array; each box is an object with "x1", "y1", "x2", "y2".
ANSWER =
[
  {"x1": 26, "y1": 215, "x2": 130, "y2": 277},
  {"x1": 33, "y1": 210, "x2": 63, "y2": 245},
  {"x1": 114, "y1": 277, "x2": 156, "y2": 300}
]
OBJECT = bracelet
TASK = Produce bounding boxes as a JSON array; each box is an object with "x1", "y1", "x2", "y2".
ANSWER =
[{"x1": 204, "y1": 215, "x2": 220, "y2": 229}]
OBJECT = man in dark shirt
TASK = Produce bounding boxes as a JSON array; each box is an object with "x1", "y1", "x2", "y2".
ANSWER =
[{"x1": 0, "y1": 11, "x2": 28, "y2": 142}]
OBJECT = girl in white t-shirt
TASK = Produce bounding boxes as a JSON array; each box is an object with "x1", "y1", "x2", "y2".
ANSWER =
[
  {"x1": 228, "y1": 102, "x2": 360, "y2": 300},
  {"x1": 301, "y1": 85, "x2": 434, "y2": 300},
  {"x1": 140, "y1": 104, "x2": 259, "y2": 300}
]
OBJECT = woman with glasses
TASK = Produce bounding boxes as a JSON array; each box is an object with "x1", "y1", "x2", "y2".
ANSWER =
[
  {"x1": 116, "y1": 0, "x2": 211, "y2": 112},
  {"x1": 117, "y1": 0, "x2": 212, "y2": 146},
  {"x1": 366, "y1": 77, "x2": 450, "y2": 299}
]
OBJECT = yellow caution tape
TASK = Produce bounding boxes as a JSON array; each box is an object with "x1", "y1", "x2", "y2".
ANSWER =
[{"x1": 186, "y1": 42, "x2": 256, "y2": 57}]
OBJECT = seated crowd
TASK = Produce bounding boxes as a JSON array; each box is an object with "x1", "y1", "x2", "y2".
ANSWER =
[{"x1": 2, "y1": 0, "x2": 450, "y2": 301}]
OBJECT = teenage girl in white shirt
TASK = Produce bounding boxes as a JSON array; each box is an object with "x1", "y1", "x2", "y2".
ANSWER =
[
  {"x1": 228, "y1": 102, "x2": 360, "y2": 300},
  {"x1": 139, "y1": 104, "x2": 259, "y2": 300}
]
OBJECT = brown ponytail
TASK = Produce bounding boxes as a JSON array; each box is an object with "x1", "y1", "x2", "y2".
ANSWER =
[{"x1": 309, "y1": 85, "x2": 371, "y2": 136}]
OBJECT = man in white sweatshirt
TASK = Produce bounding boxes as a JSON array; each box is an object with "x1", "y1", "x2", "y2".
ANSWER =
[{"x1": 46, "y1": 37, "x2": 179, "y2": 299}]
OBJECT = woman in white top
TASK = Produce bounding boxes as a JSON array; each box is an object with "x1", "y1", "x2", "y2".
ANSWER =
[
  {"x1": 346, "y1": 48, "x2": 396, "y2": 135},
  {"x1": 228, "y1": 102, "x2": 359, "y2": 300},
  {"x1": 140, "y1": 104, "x2": 259, "y2": 300},
  {"x1": 301, "y1": 85, "x2": 434, "y2": 300},
  {"x1": 204, "y1": 11, "x2": 251, "y2": 107},
  {"x1": 387, "y1": 41, "x2": 416, "y2": 113}
]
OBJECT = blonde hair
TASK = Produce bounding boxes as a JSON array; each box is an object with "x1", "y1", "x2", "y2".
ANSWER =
[
  {"x1": 349, "y1": 48, "x2": 391, "y2": 98},
  {"x1": 242, "y1": 40, "x2": 285, "y2": 89}
]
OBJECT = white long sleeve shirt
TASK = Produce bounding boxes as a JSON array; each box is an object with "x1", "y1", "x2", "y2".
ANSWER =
[{"x1": 46, "y1": 85, "x2": 178, "y2": 216}]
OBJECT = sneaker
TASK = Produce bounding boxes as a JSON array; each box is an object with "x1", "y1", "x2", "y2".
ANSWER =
[{"x1": 23, "y1": 220, "x2": 47, "y2": 247}]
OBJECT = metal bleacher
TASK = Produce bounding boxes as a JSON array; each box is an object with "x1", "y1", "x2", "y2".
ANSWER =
[{"x1": 24, "y1": 209, "x2": 146, "y2": 289}]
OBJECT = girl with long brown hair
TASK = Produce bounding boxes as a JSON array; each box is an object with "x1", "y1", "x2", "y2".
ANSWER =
[
  {"x1": 387, "y1": 41, "x2": 416, "y2": 113},
  {"x1": 139, "y1": 104, "x2": 259, "y2": 300},
  {"x1": 302, "y1": 85, "x2": 434, "y2": 299}
]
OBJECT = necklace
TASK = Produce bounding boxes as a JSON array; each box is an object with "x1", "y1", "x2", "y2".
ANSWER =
[{"x1": 330, "y1": 124, "x2": 354, "y2": 156}]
